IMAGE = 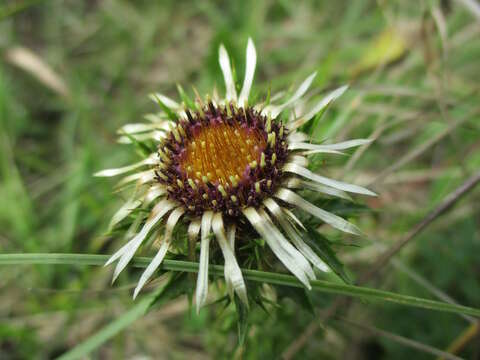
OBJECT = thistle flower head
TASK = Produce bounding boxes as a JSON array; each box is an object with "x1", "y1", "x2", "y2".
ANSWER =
[
  {"x1": 157, "y1": 102, "x2": 288, "y2": 217},
  {"x1": 96, "y1": 38, "x2": 375, "y2": 311}
]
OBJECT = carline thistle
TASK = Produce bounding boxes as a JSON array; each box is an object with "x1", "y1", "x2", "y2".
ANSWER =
[{"x1": 96, "y1": 38, "x2": 376, "y2": 311}]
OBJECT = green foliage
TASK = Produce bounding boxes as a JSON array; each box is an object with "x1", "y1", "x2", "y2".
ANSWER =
[
  {"x1": 152, "y1": 94, "x2": 179, "y2": 122},
  {"x1": 304, "y1": 226, "x2": 351, "y2": 283},
  {"x1": 234, "y1": 295, "x2": 249, "y2": 346},
  {"x1": 176, "y1": 84, "x2": 197, "y2": 111}
]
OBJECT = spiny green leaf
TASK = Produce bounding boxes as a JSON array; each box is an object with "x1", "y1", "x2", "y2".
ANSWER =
[
  {"x1": 151, "y1": 271, "x2": 190, "y2": 308},
  {"x1": 276, "y1": 285, "x2": 315, "y2": 314},
  {"x1": 264, "y1": 84, "x2": 271, "y2": 107},
  {"x1": 304, "y1": 226, "x2": 351, "y2": 283},
  {"x1": 119, "y1": 130, "x2": 154, "y2": 157},
  {"x1": 176, "y1": 84, "x2": 196, "y2": 110},
  {"x1": 303, "y1": 103, "x2": 330, "y2": 141},
  {"x1": 234, "y1": 294, "x2": 249, "y2": 346},
  {"x1": 152, "y1": 94, "x2": 178, "y2": 122}
]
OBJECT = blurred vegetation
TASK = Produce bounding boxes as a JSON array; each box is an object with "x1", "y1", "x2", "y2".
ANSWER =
[{"x1": 0, "y1": 0, "x2": 479, "y2": 359}]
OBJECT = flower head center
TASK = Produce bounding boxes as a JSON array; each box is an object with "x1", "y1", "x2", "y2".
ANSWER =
[
  {"x1": 156, "y1": 103, "x2": 288, "y2": 216},
  {"x1": 181, "y1": 122, "x2": 266, "y2": 186}
]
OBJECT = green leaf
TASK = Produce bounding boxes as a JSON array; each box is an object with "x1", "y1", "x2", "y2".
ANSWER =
[
  {"x1": 303, "y1": 226, "x2": 351, "y2": 283},
  {"x1": 176, "y1": 84, "x2": 196, "y2": 110},
  {"x1": 264, "y1": 84, "x2": 271, "y2": 107},
  {"x1": 276, "y1": 285, "x2": 315, "y2": 314},
  {"x1": 152, "y1": 94, "x2": 178, "y2": 122},
  {"x1": 1, "y1": 253, "x2": 480, "y2": 318},
  {"x1": 151, "y1": 271, "x2": 190, "y2": 307},
  {"x1": 234, "y1": 295, "x2": 249, "y2": 346},
  {"x1": 118, "y1": 130, "x2": 154, "y2": 157},
  {"x1": 305, "y1": 103, "x2": 331, "y2": 142}
]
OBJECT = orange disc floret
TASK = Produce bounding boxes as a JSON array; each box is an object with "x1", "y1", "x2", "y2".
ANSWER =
[
  {"x1": 181, "y1": 122, "x2": 266, "y2": 186},
  {"x1": 155, "y1": 102, "x2": 288, "y2": 217}
]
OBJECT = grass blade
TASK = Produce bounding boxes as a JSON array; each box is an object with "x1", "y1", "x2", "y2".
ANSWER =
[{"x1": 57, "y1": 287, "x2": 161, "y2": 360}]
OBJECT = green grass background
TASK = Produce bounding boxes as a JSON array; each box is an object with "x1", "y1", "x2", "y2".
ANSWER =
[{"x1": 0, "y1": 0, "x2": 479, "y2": 359}]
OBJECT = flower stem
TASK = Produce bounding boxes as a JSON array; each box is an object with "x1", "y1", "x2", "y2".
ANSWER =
[{"x1": 1, "y1": 253, "x2": 479, "y2": 317}]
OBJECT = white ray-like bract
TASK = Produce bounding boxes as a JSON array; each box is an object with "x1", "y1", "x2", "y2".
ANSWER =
[
  {"x1": 264, "y1": 198, "x2": 329, "y2": 272},
  {"x1": 133, "y1": 207, "x2": 185, "y2": 299},
  {"x1": 288, "y1": 132, "x2": 309, "y2": 143},
  {"x1": 283, "y1": 162, "x2": 376, "y2": 196},
  {"x1": 195, "y1": 211, "x2": 213, "y2": 313},
  {"x1": 219, "y1": 45, "x2": 237, "y2": 101},
  {"x1": 212, "y1": 213, "x2": 248, "y2": 305},
  {"x1": 290, "y1": 85, "x2": 349, "y2": 129},
  {"x1": 290, "y1": 139, "x2": 372, "y2": 156},
  {"x1": 94, "y1": 154, "x2": 158, "y2": 177},
  {"x1": 238, "y1": 38, "x2": 257, "y2": 105},
  {"x1": 118, "y1": 122, "x2": 168, "y2": 135},
  {"x1": 108, "y1": 198, "x2": 142, "y2": 231},
  {"x1": 227, "y1": 224, "x2": 236, "y2": 250},
  {"x1": 289, "y1": 143, "x2": 346, "y2": 155},
  {"x1": 276, "y1": 188, "x2": 361, "y2": 235},
  {"x1": 289, "y1": 138, "x2": 370, "y2": 150},
  {"x1": 285, "y1": 177, "x2": 352, "y2": 201},
  {"x1": 188, "y1": 219, "x2": 201, "y2": 243},
  {"x1": 149, "y1": 93, "x2": 181, "y2": 110},
  {"x1": 116, "y1": 169, "x2": 157, "y2": 188},
  {"x1": 187, "y1": 219, "x2": 201, "y2": 262},
  {"x1": 259, "y1": 209, "x2": 316, "y2": 281},
  {"x1": 283, "y1": 208, "x2": 306, "y2": 230},
  {"x1": 243, "y1": 207, "x2": 314, "y2": 289},
  {"x1": 124, "y1": 208, "x2": 148, "y2": 244},
  {"x1": 143, "y1": 114, "x2": 172, "y2": 125},
  {"x1": 108, "y1": 199, "x2": 176, "y2": 281},
  {"x1": 264, "y1": 72, "x2": 317, "y2": 118},
  {"x1": 143, "y1": 185, "x2": 166, "y2": 204},
  {"x1": 288, "y1": 155, "x2": 309, "y2": 167}
]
